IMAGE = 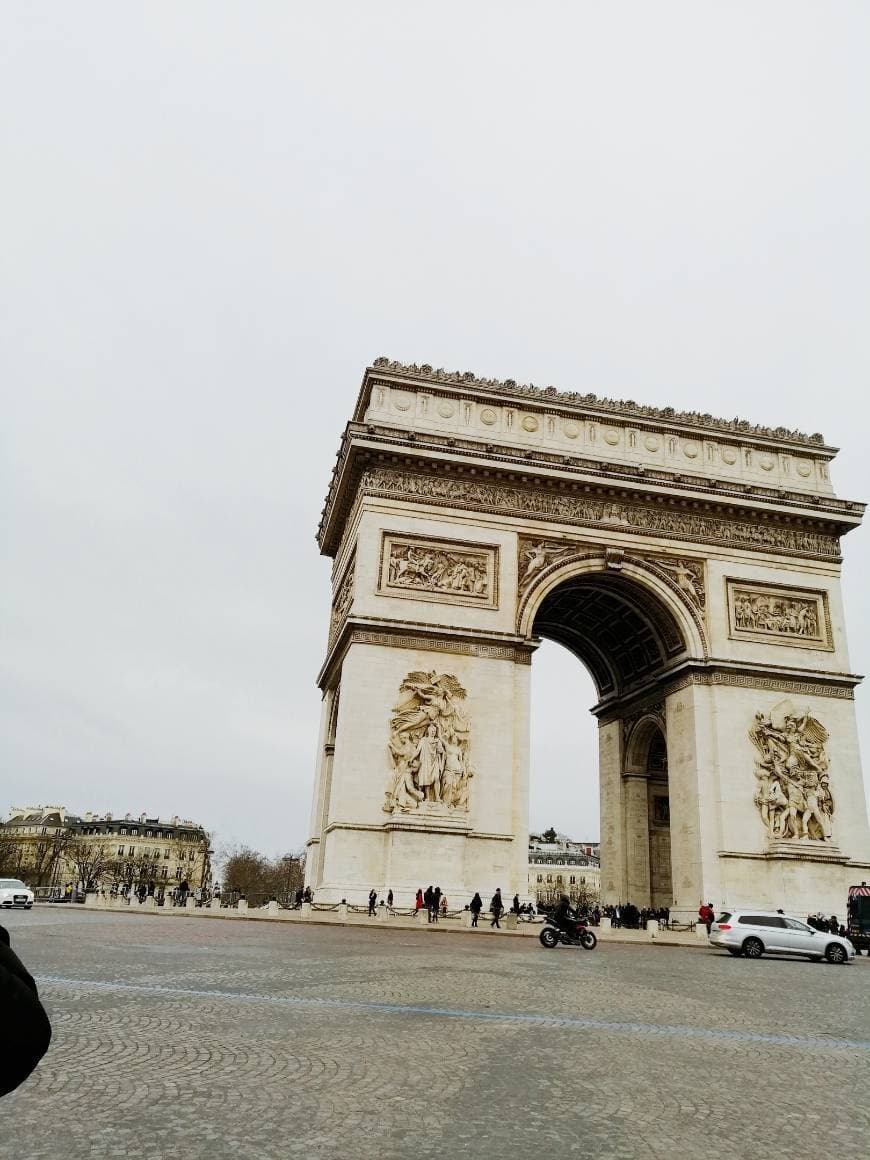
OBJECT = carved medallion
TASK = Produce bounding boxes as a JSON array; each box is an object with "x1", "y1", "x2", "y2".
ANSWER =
[
  {"x1": 727, "y1": 579, "x2": 831, "y2": 650},
  {"x1": 749, "y1": 702, "x2": 834, "y2": 842},
  {"x1": 379, "y1": 533, "x2": 499, "y2": 609},
  {"x1": 384, "y1": 672, "x2": 474, "y2": 815}
]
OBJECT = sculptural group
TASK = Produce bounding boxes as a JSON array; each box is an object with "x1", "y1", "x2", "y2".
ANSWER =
[
  {"x1": 749, "y1": 702, "x2": 834, "y2": 842},
  {"x1": 384, "y1": 671, "x2": 473, "y2": 813}
]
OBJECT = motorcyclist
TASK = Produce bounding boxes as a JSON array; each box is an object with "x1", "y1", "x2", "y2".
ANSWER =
[{"x1": 553, "y1": 894, "x2": 577, "y2": 941}]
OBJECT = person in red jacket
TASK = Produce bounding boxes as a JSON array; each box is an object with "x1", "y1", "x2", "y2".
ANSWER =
[{"x1": 698, "y1": 902, "x2": 715, "y2": 935}]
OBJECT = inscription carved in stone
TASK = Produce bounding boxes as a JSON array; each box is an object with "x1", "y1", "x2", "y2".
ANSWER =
[
  {"x1": 749, "y1": 702, "x2": 834, "y2": 842},
  {"x1": 380, "y1": 534, "x2": 498, "y2": 608},
  {"x1": 384, "y1": 672, "x2": 473, "y2": 814},
  {"x1": 728, "y1": 580, "x2": 829, "y2": 648}
]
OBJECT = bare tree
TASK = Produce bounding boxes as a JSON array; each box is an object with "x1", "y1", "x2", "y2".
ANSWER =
[
  {"x1": 0, "y1": 832, "x2": 26, "y2": 878},
  {"x1": 66, "y1": 839, "x2": 113, "y2": 892},
  {"x1": 28, "y1": 830, "x2": 73, "y2": 887},
  {"x1": 221, "y1": 844, "x2": 305, "y2": 903}
]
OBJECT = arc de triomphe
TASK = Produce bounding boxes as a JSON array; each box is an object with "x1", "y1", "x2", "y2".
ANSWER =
[{"x1": 305, "y1": 359, "x2": 869, "y2": 918}]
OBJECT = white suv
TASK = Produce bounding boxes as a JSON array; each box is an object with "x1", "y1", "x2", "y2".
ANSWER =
[
  {"x1": 0, "y1": 879, "x2": 35, "y2": 909},
  {"x1": 709, "y1": 909, "x2": 854, "y2": 964}
]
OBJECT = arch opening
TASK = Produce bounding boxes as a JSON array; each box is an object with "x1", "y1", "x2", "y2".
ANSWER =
[
  {"x1": 531, "y1": 571, "x2": 687, "y2": 702},
  {"x1": 529, "y1": 570, "x2": 682, "y2": 913}
]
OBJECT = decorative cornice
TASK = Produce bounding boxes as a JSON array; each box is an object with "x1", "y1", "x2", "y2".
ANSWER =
[
  {"x1": 367, "y1": 357, "x2": 830, "y2": 447},
  {"x1": 317, "y1": 617, "x2": 537, "y2": 689},
  {"x1": 317, "y1": 424, "x2": 864, "y2": 552},
  {"x1": 663, "y1": 668, "x2": 857, "y2": 702},
  {"x1": 596, "y1": 661, "x2": 860, "y2": 722}
]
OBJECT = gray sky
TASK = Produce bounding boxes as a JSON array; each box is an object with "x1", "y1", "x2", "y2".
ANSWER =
[{"x1": 3, "y1": 3, "x2": 869, "y2": 857}]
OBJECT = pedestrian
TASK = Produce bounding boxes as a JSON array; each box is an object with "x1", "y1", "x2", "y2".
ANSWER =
[
  {"x1": 387, "y1": 889, "x2": 394, "y2": 909},
  {"x1": 440, "y1": 895, "x2": 448, "y2": 917},
  {"x1": 512, "y1": 893, "x2": 520, "y2": 915},
  {"x1": 368, "y1": 889, "x2": 377, "y2": 916},
  {"x1": 424, "y1": 885, "x2": 434, "y2": 922},
  {"x1": 470, "y1": 892, "x2": 483, "y2": 927},
  {"x1": 490, "y1": 888, "x2": 504, "y2": 929},
  {"x1": 432, "y1": 886, "x2": 442, "y2": 922},
  {"x1": 415, "y1": 888, "x2": 424, "y2": 916},
  {"x1": 829, "y1": 915, "x2": 839, "y2": 935},
  {"x1": 698, "y1": 901, "x2": 714, "y2": 935}
]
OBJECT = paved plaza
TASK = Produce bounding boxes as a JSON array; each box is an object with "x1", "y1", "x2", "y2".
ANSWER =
[{"x1": 3, "y1": 908, "x2": 868, "y2": 1160}]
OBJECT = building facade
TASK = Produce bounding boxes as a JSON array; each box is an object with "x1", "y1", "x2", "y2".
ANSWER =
[
  {"x1": 528, "y1": 833, "x2": 601, "y2": 906},
  {"x1": 1, "y1": 807, "x2": 212, "y2": 896}
]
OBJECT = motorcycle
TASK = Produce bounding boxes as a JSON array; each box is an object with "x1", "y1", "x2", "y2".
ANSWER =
[{"x1": 539, "y1": 914, "x2": 598, "y2": 950}]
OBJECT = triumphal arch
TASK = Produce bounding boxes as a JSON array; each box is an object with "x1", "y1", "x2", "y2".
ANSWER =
[{"x1": 305, "y1": 358, "x2": 869, "y2": 918}]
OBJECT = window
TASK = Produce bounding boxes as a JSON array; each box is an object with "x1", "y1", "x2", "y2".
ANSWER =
[
  {"x1": 546, "y1": 874, "x2": 552, "y2": 883},
  {"x1": 570, "y1": 876, "x2": 575, "y2": 885},
  {"x1": 131, "y1": 829, "x2": 138, "y2": 836},
  {"x1": 117, "y1": 846, "x2": 125, "y2": 856},
  {"x1": 537, "y1": 875, "x2": 542, "y2": 883},
  {"x1": 145, "y1": 830, "x2": 152, "y2": 838},
  {"x1": 164, "y1": 849, "x2": 170, "y2": 859},
  {"x1": 715, "y1": 912, "x2": 731, "y2": 924},
  {"x1": 121, "y1": 829, "x2": 127, "y2": 835},
  {"x1": 128, "y1": 846, "x2": 135, "y2": 856},
  {"x1": 739, "y1": 915, "x2": 786, "y2": 928},
  {"x1": 785, "y1": 918, "x2": 812, "y2": 932},
  {"x1": 161, "y1": 867, "x2": 168, "y2": 878}
]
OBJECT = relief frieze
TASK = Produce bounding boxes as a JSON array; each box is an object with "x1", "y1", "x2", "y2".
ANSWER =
[
  {"x1": 328, "y1": 558, "x2": 355, "y2": 645},
  {"x1": 727, "y1": 579, "x2": 831, "y2": 650},
  {"x1": 361, "y1": 467, "x2": 839, "y2": 560},
  {"x1": 379, "y1": 533, "x2": 499, "y2": 609}
]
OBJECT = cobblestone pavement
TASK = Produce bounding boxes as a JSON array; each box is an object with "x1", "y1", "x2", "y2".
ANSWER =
[{"x1": 3, "y1": 909, "x2": 868, "y2": 1160}]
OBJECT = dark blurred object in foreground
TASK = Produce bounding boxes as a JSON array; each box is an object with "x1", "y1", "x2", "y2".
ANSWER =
[{"x1": 0, "y1": 924, "x2": 51, "y2": 1098}]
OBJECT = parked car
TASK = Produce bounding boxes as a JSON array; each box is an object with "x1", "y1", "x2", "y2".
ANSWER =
[
  {"x1": 0, "y1": 879, "x2": 35, "y2": 909},
  {"x1": 709, "y1": 909, "x2": 855, "y2": 963}
]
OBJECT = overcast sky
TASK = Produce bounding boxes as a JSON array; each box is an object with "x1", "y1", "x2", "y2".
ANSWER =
[{"x1": 2, "y1": 4, "x2": 869, "y2": 858}]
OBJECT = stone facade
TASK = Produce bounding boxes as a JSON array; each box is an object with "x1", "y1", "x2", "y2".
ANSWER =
[
  {"x1": 305, "y1": 359, "x2": 870, "y2": 919},
  {"x1": 1, "y1": 806, "x2": 212, "y2": 895}
]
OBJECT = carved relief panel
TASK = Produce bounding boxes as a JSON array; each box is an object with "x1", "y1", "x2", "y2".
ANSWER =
[
  {"x1": 384, "y1": 671, "x2": 474, "y2": 815},
  {"x1": 749, "y1": 702, "x2": 834, "y2": 843},
  {"x1": 378, "y1": 533, "x2": 499, "y2": 609},
  {"x1": 727, "y1": 579, "x2": 832, "y2": 650},
  {"x1": 328, "y1": 556, "x2": 355, "y2": 646}
]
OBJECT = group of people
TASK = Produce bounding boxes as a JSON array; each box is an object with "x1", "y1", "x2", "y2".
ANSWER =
[
  {"x1": 367, "y1": 888, "x2": 394, "y2": 915},
  {"x1": 601, "y1": 903, "x2": 670, "y2": 929},
  {"x1": 806, "y1": 912, "x2": 847, "y2": 938}
]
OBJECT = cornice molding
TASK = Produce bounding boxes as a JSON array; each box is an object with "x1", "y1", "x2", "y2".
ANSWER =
[
  {"x1": 363, "y1": 358, "x2": 831, "y2": 449},
  {"x1": 317, "y1": 426, "x2": 863, "y2": 551},
  {"x1": 317, "y1": 617, "x2": 538, "y2": 689}
]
